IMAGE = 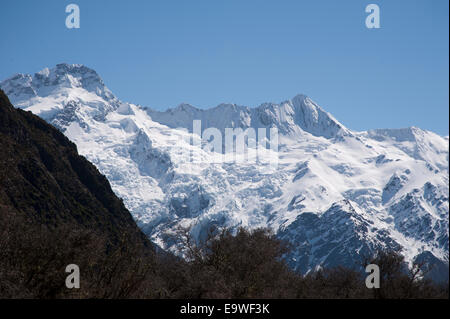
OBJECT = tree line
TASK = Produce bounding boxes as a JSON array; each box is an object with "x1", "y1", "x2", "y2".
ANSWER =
[{"x1": 0, "y1": 212, "x2": 447, "y2": 299}]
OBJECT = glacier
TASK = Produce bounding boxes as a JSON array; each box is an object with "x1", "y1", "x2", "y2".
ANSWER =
[{"x1": 1, "y1": 63, "x2": 448, "y2": 281}]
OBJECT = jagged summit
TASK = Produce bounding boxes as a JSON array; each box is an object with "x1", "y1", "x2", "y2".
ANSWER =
[
  {"x1": 0, "y1": 64, "x2": 120, "y2": 129},
  {"x1": 1, "y1": 64, "x2": 349, "y2": 139},
  {"x1": 368, "y1": 126, "x2": 426, "y2": 142},
  {"x1": 0, "y1": 63, "x2": 115, "y2": 105},
  {"x1": 145, "y1": 93, "x2": 349, "y2": 139}
]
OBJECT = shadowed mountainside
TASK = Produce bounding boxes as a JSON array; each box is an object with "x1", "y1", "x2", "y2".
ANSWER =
[{"x1": 0, "y1": 89, "x2": 149, "y2": 245}]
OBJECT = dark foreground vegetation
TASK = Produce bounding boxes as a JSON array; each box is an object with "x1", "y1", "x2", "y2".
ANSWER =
[
  {"x1": 0, "y1": 89, "x2": 447, "y2": 299},
  {"x1": 1, "y1": 214, "x2": 448, "y2": 299}
]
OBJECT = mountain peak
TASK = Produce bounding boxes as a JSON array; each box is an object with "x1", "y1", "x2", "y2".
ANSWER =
[
  {"x1": 253, "y1": 93, "x2": 349, "y2": 138},
  {"x1": 175, "y1": 103, "x2": 198, "y2": 112},
  {"x1": 36, "y1": 63, "x2": 108, "y2": 95},
  {"x1": 0, "y1": 63, "x2": 114, "y2": 105},
  {"x1": 367, "y1": 126, "x2": 425, "y2": 143},
  {"x1": 1, "y1": 64, "x2": 348, "y2": 139},
  {"x1": 291, "y1": 93, "x2": 308, "y2": 103},
  {"x1": 145, "y1": 93, "x2": 349, "y2": 139}
]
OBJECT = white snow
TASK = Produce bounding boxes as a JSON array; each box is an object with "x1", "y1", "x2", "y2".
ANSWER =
[{"x1": 1, "y1": 63, "x2": 448, "y2": 276}]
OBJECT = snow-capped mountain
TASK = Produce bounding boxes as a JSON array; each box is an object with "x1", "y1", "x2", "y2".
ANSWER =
[{"x1": 2, "y1": 64, "x2": 448, "y2": 281}]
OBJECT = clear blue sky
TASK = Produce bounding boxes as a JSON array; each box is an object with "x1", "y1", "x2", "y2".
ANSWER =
[{"x1": 1, "y1": 0, "x2": 448, "y2": 135}]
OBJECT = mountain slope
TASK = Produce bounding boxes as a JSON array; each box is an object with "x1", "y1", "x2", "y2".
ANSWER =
[
  {"x1": 0, "y1": 88, "x2": 149, "y2": 247},
  {"x1": 1, "y1": 64, "x2": 448, "y2": 282},
  {"x1": 0, "y1": 87, "x2": 170, "y2": 297}
]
